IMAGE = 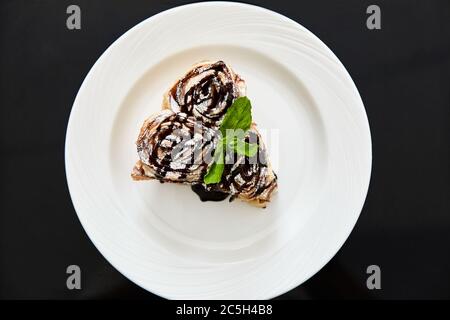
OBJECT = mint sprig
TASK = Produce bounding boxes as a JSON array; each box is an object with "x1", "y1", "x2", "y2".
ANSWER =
[{"x1": 203, "y1": 97, "x2": 258, "y2": 185}]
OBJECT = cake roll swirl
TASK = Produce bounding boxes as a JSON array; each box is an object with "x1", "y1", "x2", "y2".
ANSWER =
[
  {"x1": 163, "y1": 60, "x2": 246, "y2": 128},
  {"x1": 132, "y1": 109, "x2": 217, "y2": 183}
]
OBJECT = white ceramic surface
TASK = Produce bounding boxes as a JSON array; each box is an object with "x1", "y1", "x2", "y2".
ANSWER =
[{"x1": 65, "y1": 2, "x2": 371, "y2": 299}]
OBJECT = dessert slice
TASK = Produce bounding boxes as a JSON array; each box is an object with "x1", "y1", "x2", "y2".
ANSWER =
[{"x1": 132, "y1": 61, "x2": 278, "y2": 207}]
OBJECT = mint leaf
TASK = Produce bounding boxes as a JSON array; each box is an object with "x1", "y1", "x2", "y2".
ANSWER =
[
  {"x1": 203, "y1": 139, "x2": 225, "y2": 184},
  {"x1": 204, "y1": 97, "x2": 259, "y2": 185},
  {"x1": 219, "y1": 97, "x2": 252, "y2": 135}
]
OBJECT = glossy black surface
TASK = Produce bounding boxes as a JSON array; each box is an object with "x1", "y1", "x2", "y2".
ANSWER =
[{"x1": 0, "y1": 0, "x2": 449, "y2": 299}]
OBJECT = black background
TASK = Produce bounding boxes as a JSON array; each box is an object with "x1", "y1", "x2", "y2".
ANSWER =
[{"x1": 0, "y1": 0, "x2": 449, "y2": 300}]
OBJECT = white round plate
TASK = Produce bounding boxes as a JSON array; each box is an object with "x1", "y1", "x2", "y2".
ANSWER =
[{"x1": 65, "y1": 2, "x2": 371, "y2": 299}]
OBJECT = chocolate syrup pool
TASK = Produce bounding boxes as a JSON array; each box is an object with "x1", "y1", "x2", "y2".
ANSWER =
[{"x1": 191, "y1": 184, "x2": 229, "y2": 202}]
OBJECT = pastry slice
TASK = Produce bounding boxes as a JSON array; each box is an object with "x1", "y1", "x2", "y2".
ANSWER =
[{"x1": 132, "y1": 60, "x2": 278, "y2": 207}]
